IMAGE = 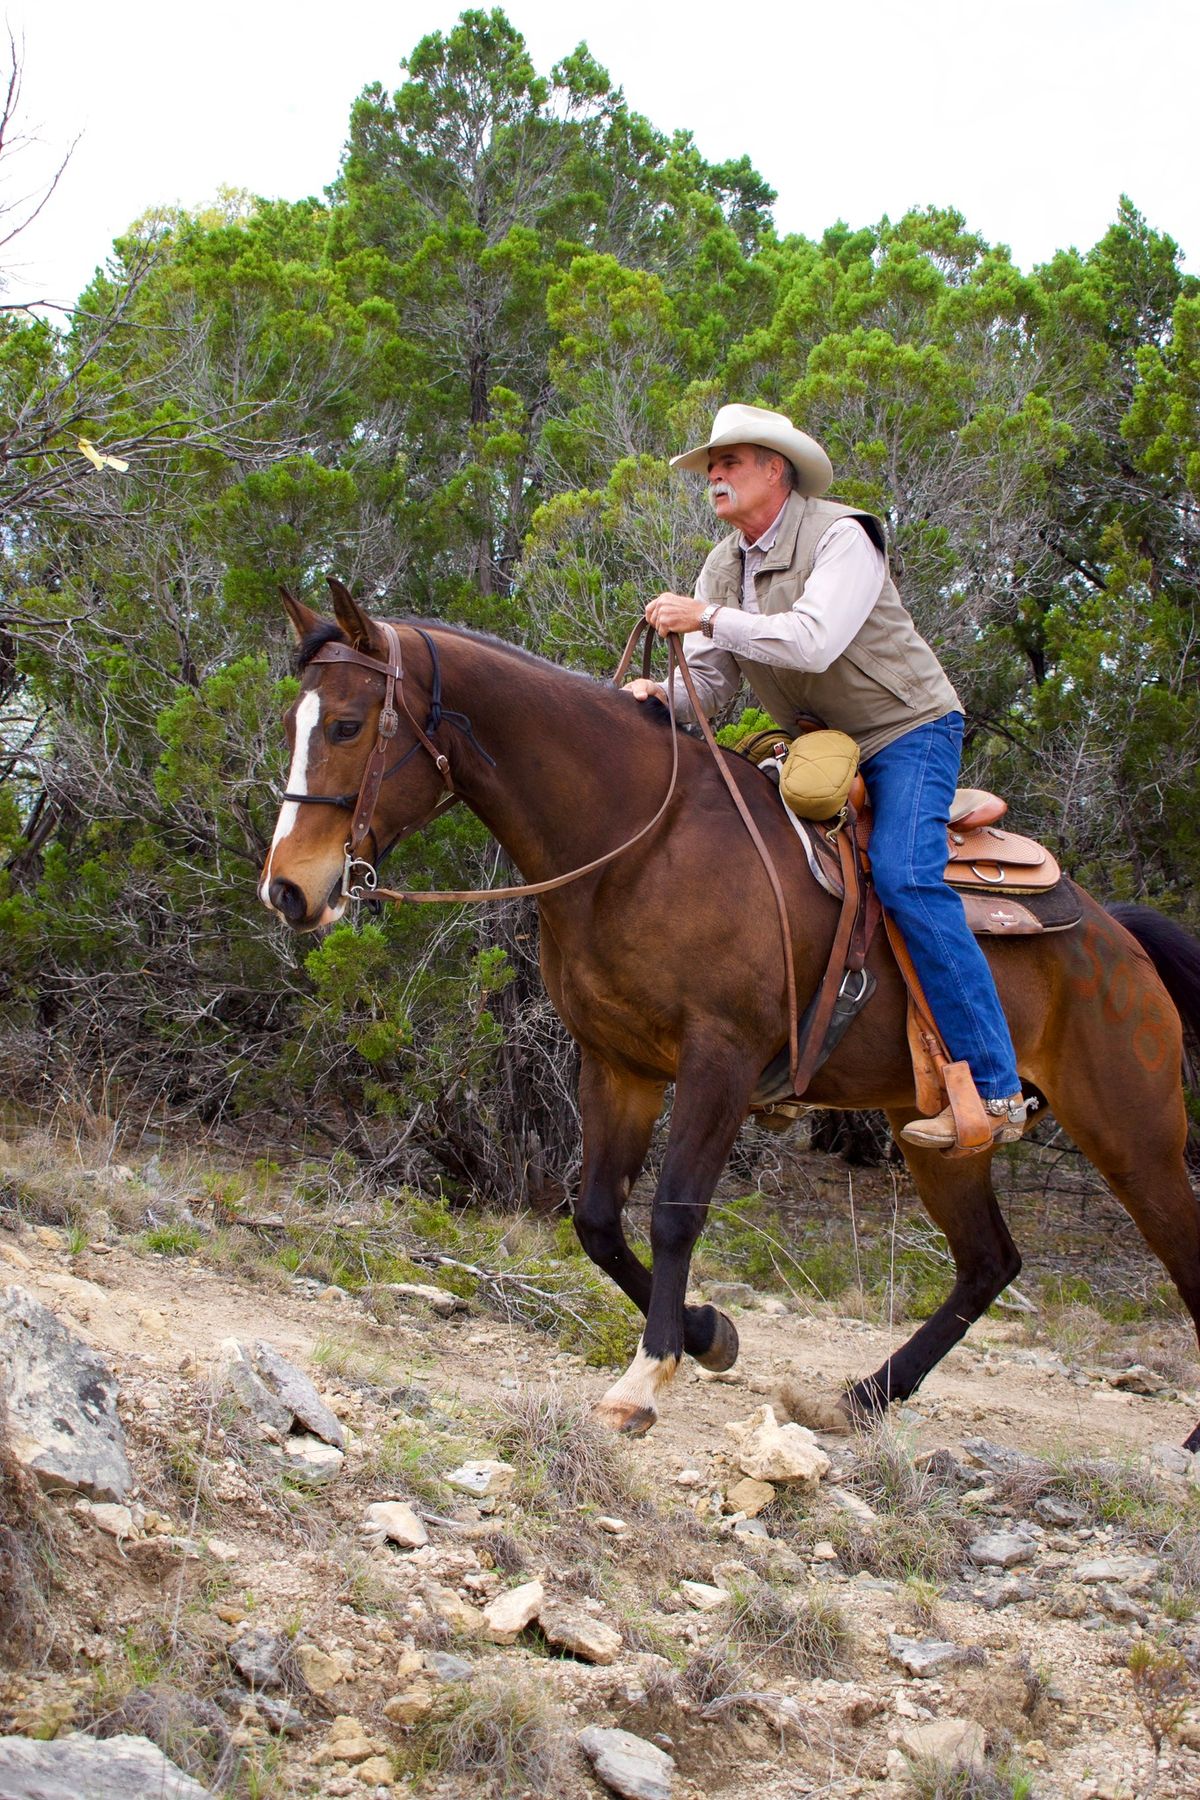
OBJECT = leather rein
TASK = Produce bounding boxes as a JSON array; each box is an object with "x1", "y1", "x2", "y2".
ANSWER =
[{"x1": 283, "y1": 617, "x2": 848, "y2": 1095}]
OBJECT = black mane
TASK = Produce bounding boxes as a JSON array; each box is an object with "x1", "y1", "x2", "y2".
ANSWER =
[{"x1": 294, "y1": 612, "x2": 685, "y2": 738}]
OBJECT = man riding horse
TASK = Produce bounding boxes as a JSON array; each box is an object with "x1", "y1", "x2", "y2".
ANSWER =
[{"x1": 626, "y1": 402, "x2": 1027, "y2": 1152}]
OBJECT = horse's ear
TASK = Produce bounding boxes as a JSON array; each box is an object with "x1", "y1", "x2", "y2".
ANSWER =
[
  {"x1": 327, "y1": 577, "x2": 378, "y2": 653},
  {"x1": 279, "y1": 586, "x2": 324, "y2": 644}
]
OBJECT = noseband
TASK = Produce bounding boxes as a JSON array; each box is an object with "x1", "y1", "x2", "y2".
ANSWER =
[{"x1": 280, "y1": 623, "x2": 491, "y2": 897}]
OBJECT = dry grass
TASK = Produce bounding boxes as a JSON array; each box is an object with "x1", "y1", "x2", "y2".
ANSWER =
[
  {"x1": 818, "y1": 1425, "x2": 973, "y2": 1583},
  {"x1": 903, "y1": 1754, "x2": 1033, "y2": 1799},
  {"x1": 720, "y1": 1581, "x2": 854, "y2": 1679},
  {"x1": 408, "y1": 1669, "x2": 581, "y2": 1798},
  {"x1": 490, "y1": 1385, "x2": 644, "y2": 1512}
]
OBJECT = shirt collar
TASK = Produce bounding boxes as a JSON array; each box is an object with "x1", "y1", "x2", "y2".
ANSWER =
[{"x1": 738, "y1": 497, "x2": 791, "y2": 556}]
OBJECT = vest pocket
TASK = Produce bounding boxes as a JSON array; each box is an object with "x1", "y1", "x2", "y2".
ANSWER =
[{"x1": 840, "y1": 641, "x2": 917, "y2": 705}]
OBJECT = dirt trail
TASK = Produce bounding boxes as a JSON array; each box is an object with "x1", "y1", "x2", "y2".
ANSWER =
[{"x1": 4, "y1": 1222, "x2": 1200, "y2": 1799}]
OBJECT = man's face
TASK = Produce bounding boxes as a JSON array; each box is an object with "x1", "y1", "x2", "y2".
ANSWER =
[{"x1": 706, "y1": 443, "x2": 785, "y2": 530}]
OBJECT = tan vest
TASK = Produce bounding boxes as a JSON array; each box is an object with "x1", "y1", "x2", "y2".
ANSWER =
[{"x1": 697, "y1": 492, "x2": 961, "y2": 762}]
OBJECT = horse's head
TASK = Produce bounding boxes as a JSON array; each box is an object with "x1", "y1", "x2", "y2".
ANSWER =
[{"x1": 259, "y1": 581, "x2": 451, "y2": 931}]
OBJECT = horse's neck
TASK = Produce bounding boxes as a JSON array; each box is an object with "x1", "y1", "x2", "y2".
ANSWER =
[{"x1": 431, "y1": 631, "x2": 660, "y2": 886}]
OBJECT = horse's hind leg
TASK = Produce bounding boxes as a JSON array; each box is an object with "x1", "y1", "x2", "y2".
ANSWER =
[
  {"x1": 1042, "y1": 1074, "x2": 1200, "y2": 1450},
  {"x1": 571, "y1": 1053, "x2": 739, "y2": 1381},
  {"x1": 845, "y1": 1111, "x2": 1022, "y2": 1418}
]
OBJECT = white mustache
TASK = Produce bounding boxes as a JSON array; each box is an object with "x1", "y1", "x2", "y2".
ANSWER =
[{"x1": 707, "y1": 481, "x2": 737, "y2": 507}]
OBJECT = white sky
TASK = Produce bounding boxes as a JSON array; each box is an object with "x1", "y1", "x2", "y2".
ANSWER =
[{"x1": 4, "y1": 0, "x2": 1196, "y2": 311}]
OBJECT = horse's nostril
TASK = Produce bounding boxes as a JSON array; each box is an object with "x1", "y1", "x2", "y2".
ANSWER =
[{"x1": 268, "y1": 877, "x2": 307, "y2": 924}]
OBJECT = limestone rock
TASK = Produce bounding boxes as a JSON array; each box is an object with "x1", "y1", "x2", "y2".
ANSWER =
[
  {"x1": 724, "y1": 1405, "x2": 830, "y2": 1487},
  {"x1": 426, "y1": 1651, "x2": 474, "y2": 1683},
  {"x1": 362, "y1": 1501, "x2": 428, "y2": 1549},
  {"x1": 975, "y1": 1575, "x2": 1035, "y2": 1610},
  {"x1": 0, "y1": 1732, "x2": 212, "y2": 1798},
  {"x1": 538, "y1": 1599, "x2": 622, "y2": 1663},
  {"x1": 425, "y1": 1585, "x2": 486, "y2": 1635},
  {"x1": 1075, "y1": 1554, "x2": 1159, "y2": 1587},
  {"x1": 887, "y1": 1633, "x2": 976, "y2": 1678},
  {"x1": 725, "y1": 1476, "x2": 775, "y2": 1516},
  {"x1": 382, "y1": 1681, "x2": 435, "y2": 1723},
  {"x1": 89, "y1": 1502, "x2": 135, "y2": 1539},
  {"x1": 385, "y1": 1282, "x2": 465, "y2": 1317},
  {"x1": 1094, "y1": 1583, "x2": 1149, "y2": 1624},
  {"x1": 826, "y1": 1484, "x2": 878, "y2": 1525},
  {"x1": 1150, "y1": 1442, "x2": 1194, "y2": 1476},
  {"x1": 597, "y1": 1515, "x2": 629, "y2": 1535},
  {"x1": 445, "y1": 1458, "x2": 515, "y2": 1498},
  {"x1": 256, "y1": 1696, "x2": 308, "y2": 1736},
  {"x1": 356, "y1": 1754, "x2": 395, "y2": 1785},
  {"x1": 900, "y1": 1717, "x2": 986, "y2": 1775},
  {"x1": 968, "y1": 1530, "x2": 1036, "y2": 1569},
  {"x1": 1105, "y1": 1363, "x2": 1167, "y2": 1395},
  {"x1": 578, "y1": 1724, "x2": 675, "y2": 1800},
  {"x1": 1034, "y1": 1495, "x2": 1085, "y2": 1526},
  {"x1": 294, "y1": 1643, "x2": 348, "y2": 1695},
  {"x1": 274, "y1": 1434, "x2": 344, "y2": 1487},
  {"x1": 484, "y1": 1578, "x2": 544, "y2": 1643},
  {"x1": 313, "y1": 1715, "x2": 380, "y2": 1766},
  {"x1": 230, "y1": 1627, "x2": 288, "y2": 1689},
  {"x1": 224, "y1": 1339, "x2": 345, "y2": 1448},
  {"x1": 0, "y1": 1285, "x2": 131, "y2": 1501},
  {"x1": 705, "y1": 1282, "x2": 755, "y2": 1306},
  {"x1": 678, "y1": 1581, "x2": 730, "y2": 1612}
]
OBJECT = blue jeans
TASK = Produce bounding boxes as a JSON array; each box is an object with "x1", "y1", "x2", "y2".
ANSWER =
[{"x1": 861, "y1": 713, "x2": 1020, "y2": 1101}]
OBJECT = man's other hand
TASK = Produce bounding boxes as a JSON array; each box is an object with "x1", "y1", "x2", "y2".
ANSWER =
[
  {"x1": 624, "y1": 677, "x2": 668, "y2": 703},
  {"x1": 645, "y1": 592, "x2": 705, "y2": 635}
]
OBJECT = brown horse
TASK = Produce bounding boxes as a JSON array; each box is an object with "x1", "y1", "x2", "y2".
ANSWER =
[{"x1": 259, "y1": 587, "x2": 1200, "y2": 1445}]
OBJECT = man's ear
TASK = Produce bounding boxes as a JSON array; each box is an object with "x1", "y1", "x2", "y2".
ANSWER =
[
  {"x1": 280, "y1": 587, "x2": 326, "y2": 644},
  {"x1": 327, "y1": 577, "x2": 379, "y2": 654}
]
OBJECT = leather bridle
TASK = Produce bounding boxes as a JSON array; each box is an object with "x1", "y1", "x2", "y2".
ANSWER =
[{"x1": 281, "y1": 622, "x2": 489, "y2": 899}]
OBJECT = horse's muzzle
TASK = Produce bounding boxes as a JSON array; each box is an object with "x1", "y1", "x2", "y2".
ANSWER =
[{"x1": 265, "y1": 874, "x2": 345, "y2": 932}]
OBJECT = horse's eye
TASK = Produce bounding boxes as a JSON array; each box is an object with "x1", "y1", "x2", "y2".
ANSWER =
[{"x1": 332, "y1": 719, "x2": 361, "y2": 743}]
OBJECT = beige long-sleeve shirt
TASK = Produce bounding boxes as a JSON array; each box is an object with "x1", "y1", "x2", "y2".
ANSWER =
[{"x1": 667, "y1": 510, "x2": 885, "y2": 723}]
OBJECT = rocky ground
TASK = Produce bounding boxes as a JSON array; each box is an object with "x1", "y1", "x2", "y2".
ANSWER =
[{"x1": 2, "y1": 1130, "x2": 1200, "y2": 1799}]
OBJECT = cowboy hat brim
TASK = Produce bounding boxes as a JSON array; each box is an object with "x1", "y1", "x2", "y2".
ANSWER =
[{"x1": 670, "y1": 403, "x2": 833, "y2": 496}]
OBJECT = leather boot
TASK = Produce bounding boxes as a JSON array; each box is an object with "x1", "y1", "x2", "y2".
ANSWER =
[{"x1": 901, "y1": 1092, "x2": 1030, "y2": 1153}]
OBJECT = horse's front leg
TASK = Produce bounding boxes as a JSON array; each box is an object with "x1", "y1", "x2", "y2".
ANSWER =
[
  {"x1": 595, "y1": 1045, "x2": 754, "y2": 1436},
  {"x1": 573, "y1": 1052, "x2": 740, "y2": 1380}
]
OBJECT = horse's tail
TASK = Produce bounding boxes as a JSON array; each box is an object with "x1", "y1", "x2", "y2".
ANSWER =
[{"x1": 1108, "y1": 904, "x2": 1200, "y2": 1046}]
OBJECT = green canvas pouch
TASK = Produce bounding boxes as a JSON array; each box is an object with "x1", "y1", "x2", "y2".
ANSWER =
[{"x1": 779, "y1": 728, "x2": 860, "y2": 820}]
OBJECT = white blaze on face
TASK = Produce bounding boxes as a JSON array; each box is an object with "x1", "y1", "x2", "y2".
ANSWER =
[{"x1": 259, "y1": 689, "x2": 321, "y2": 904}]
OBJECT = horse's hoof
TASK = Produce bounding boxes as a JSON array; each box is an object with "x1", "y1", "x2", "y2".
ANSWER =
[
  {"x1": 593, "y1": 1399, "x2": 656, "y2": 1437},
  {"x1": 694, "y1": 1307, "x2": 739, "y2": 1373},
  {"x1": 776, "y1": 1377, "x2": 853, "y2": 1434},
  {"x1": 841, "y1": 1378, "x2": 890, "y2": 1429}
]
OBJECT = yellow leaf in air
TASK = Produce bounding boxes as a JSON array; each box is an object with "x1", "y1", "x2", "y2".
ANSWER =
[{"x1": 77, "y1": 437, "x2": 129, "y2": 473}]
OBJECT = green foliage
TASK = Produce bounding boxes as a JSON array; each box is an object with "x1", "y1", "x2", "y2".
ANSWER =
[{"x1": 1, "y1": 11, "x2": 1198, "y2": 1196}]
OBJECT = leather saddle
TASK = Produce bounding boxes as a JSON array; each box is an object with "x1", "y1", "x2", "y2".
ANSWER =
[{"x1": 782, "y1": 781, "x2": 1082, "y2": 937}]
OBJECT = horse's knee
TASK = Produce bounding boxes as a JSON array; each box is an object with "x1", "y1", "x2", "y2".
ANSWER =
[{"x1": 572, "y1": 1196, "x2": 624, "y2": 1270}]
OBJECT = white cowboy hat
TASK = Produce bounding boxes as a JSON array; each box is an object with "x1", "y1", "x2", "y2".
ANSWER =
[{"x1": 670, "y1": 402, "x2": 833, "y2": 495}]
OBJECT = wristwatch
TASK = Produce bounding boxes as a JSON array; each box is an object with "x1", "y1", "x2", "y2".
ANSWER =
[{"x1": 699, "y1": 603, "x2": 721, "y2": 638}]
